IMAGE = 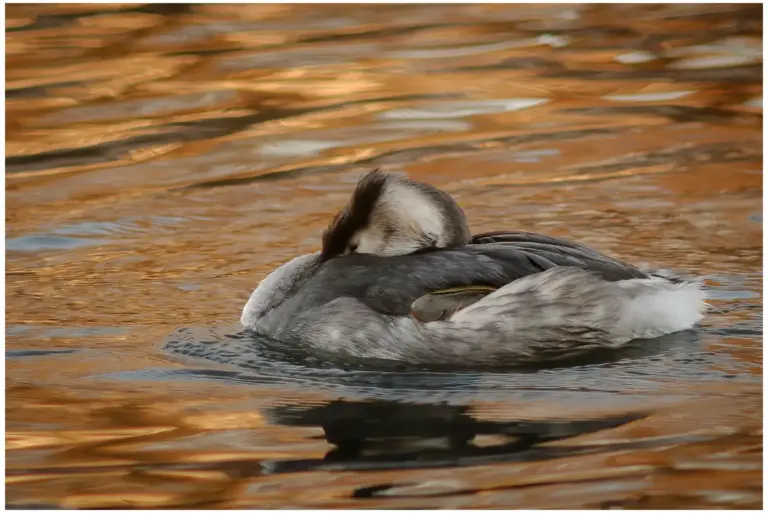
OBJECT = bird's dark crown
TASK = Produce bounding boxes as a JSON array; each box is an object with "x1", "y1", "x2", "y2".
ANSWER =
[{"x1": 321, "y1": 170, "x2": 389, "y2": 261}]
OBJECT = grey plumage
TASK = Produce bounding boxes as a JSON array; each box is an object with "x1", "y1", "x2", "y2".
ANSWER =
[
  {"x1": 283, "y1": 237, "x2": 646, "y2": 317},
  {"x1": 242, "y1": 241, "x2": 705, "y2": 367},
  {"x1": 238, "y1": 171, "x2": 706, "y2": 367}
]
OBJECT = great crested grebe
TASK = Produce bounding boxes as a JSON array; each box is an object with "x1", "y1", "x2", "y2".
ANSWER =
[{"x1": 241, "y1": 170, "x2": 706, "y2": 366}]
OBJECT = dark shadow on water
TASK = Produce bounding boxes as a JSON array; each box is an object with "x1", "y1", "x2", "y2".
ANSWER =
[
  {"x1": 257, "y1": 399, "x2": 650, "y2": 473},
  {"x1": 6, "y1": 349, "x2": 81, "y2": 359}
]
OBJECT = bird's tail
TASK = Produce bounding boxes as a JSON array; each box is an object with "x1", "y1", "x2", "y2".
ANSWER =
[{"x1": 402, "y1": 267, "x2": 707, "y2": 365}]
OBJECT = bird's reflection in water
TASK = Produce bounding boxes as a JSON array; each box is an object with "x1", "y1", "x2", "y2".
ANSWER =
[{"x1": 257, "y1": 399, "x2": 647, "y2": 474}]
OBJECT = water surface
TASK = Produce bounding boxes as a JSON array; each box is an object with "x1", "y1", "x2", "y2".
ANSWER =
[{"x1": 6, "y1": 4, "x2": 762, "y2": 509}]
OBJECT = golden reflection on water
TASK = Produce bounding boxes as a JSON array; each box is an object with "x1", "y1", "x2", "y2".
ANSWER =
[{"x1": 6, "y1": 3, "x2": 763, "y2": 509}]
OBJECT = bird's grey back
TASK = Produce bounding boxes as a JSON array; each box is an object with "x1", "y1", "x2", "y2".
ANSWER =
[{"x1": 269, "y1": 234, "x2": 648, "y2": 321}]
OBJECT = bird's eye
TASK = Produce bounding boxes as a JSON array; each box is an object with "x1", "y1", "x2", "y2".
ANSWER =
[{"x1": 349, "y1": 243, "x2": 359, "y2": 253}]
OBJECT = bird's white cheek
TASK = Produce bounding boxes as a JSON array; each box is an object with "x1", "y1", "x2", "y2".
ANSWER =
[
  {"x1": 380, "y1": 239, "x2": 419, "y2": 256},
  {"x1": 355, "y1": 229, "x2": 383, "y2": 255}
]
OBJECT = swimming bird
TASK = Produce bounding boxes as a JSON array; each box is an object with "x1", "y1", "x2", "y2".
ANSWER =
[{"x1": 241, "y1": 170, "x2": 706, "y2": 367}]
